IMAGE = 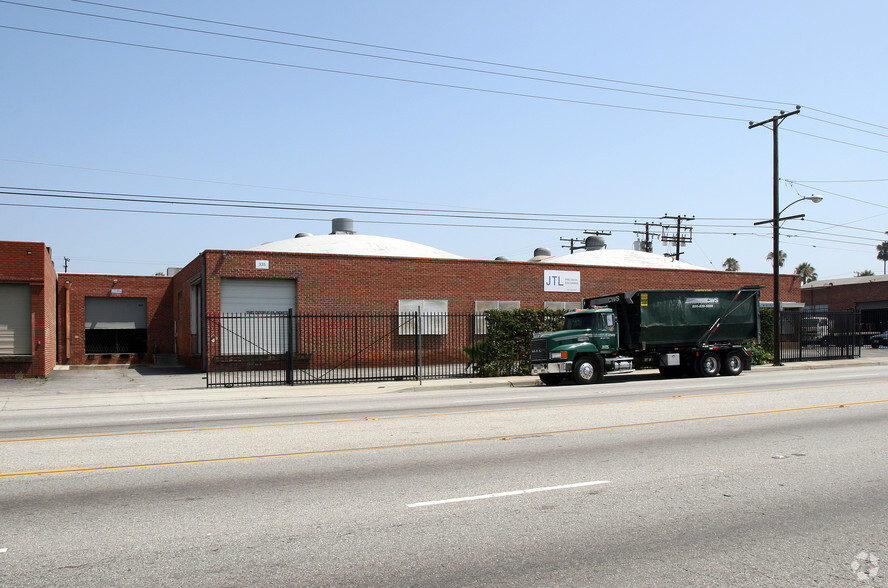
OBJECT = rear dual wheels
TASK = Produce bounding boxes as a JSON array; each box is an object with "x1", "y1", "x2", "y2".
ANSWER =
[{"x1": 697, "y1": 350, "x2": 744, "y2": 377}]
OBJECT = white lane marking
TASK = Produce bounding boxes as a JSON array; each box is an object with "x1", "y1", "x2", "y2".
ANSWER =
[
  {"x1": 452, "y1": 396, "x2": 539, "y2": 404},
  {"x1": 407, "y1": 480, "x2": 610, "y2": 508}
]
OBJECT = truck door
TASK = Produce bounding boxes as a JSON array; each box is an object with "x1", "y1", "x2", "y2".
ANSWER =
[{"x1": 598, "y1": 312, "x2": 618, "y2": 353}]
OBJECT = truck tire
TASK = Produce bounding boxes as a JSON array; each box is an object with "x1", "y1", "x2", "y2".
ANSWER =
[
  {"x1": 720, "y1": 351, "x2": 744, "y2": 376},
  {"x1": 539, "y1": 374, "x2": 565, "y2": 386},
  {"x1": 697, "y1": 351, "x2": 721, "y2": 377},
  {"x1": 572, "y1": 354, "x2": 603, "y2": 385}
]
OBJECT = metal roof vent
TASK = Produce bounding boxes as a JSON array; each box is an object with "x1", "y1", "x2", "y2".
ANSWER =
[
  {"x1": 294, "y1": 232, "x2": 313, "y2": 238},
  {"x1": 529, "y1": 247, "x2": 554, "y2": 262},
  {"x1": 495, "y1": 256, "x2": 510, "y2": 261},
  {"x1": 331, "y1": 218, "x2": 356, "y2": 235},
  {"x1": 585, "y1": 235, "x2": 606, "y2": 251}
]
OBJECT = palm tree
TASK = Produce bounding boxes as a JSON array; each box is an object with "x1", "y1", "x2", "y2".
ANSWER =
[
  {"x1": 794, "y1": 262, "x2": 817, "y2": 284},
  {"x1": 877, "y1": 241, "x2": 888, "y2": 275},
  {"x1": 722, "y1": 257, "x2": 739, "y2": 272},
  {"x1": 766, "y1": 250, "x2": 786, "y2": 270}
]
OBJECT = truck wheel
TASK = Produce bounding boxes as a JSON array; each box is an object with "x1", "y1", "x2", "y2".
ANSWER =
[
  {"x1": 539, "y1": 374, "x2": 564, "y2": 386},
  {"x1": 697, "y1": 352, "x2": 721, "y2": 377},
  {"x1": 720, "y1": 351, "x2": 744, "y2": 376},
  {"x1": 572, "y1": 355, "x2": 603, "y2": 385}
]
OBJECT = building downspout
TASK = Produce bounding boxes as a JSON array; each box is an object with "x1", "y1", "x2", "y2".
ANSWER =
[{"x1": 201, "y1": 251, "x2": 208, "y2": 372}]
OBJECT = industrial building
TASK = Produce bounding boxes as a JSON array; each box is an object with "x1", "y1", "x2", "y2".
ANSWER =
[{"x1": 1, "y1": 220, "x2": 806, "y2": 378}]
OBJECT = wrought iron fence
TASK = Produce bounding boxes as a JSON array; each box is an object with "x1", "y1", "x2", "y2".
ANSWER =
[
  {"x1": 778, "y1": 310, "x2": 860, "y2": 362},
  {"x1": 206, "y1": 311, "x2": 485, "y2": 388}
]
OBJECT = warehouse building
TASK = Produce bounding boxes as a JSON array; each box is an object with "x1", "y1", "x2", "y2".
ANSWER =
[{"x1": 1, "y1": 221, "x2": 805, "y2": 377}]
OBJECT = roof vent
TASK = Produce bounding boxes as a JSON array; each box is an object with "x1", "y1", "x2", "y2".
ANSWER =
[
  {"x1": 294, "y1": 232, "x2": 313, "y2": 238},
  {"x1": 331, "y1": 218, "x2": 356, "y2": 235},
  {"x1": 529, "y1": 247, "x2": 554, "y2": 262},
  {"x1": 495, "y1": 256, "x2": 510, "y2": 261},
  {"x1": 585, "y1": 236, "x2": 606, "y2": 251}
]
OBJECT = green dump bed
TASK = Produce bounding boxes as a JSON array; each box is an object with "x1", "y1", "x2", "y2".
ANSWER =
[{"x1": 583, "y1": 288, "x2": 760, "y2": 350}]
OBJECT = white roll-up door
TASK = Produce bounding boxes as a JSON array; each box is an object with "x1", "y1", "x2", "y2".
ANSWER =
[
  {"x1": 0, "y1": 284, "x2": 32, "y2": 355},
  {"x1": 220, "y1": 279, "x2": 296, "y2": 314},
  {"x1": 219, "y1": 279, "x2": 296, "y2": 355}
]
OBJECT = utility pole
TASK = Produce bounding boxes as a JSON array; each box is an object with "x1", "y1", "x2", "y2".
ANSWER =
[
  {"x1": 63, "y1": 257, "x2": 70, "y2": 272},
  {"x1": 749, "y1": 107, "x2": 801, "y2": 367},
  {"x1": 660, "y1": 215, "x2": 694, "y2": 260},
  {"x1": 633, "y1": 221, "x2": 661, "y2": 253}
]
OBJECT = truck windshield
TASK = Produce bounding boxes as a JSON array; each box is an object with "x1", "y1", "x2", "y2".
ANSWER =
[{"x1": 565, "y1": 314, "x2": 597, "y2": 330}]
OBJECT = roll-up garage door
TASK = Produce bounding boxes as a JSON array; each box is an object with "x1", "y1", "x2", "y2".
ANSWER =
[
  {"x1": 84, "y1": 297, "x2": 148, "y2": 353},
  {"x1": 220, "y1": 279, "x2": 297, "y2": 314},
  {"x1": 0, "y1": 284, "x2": 32, "y2": 355},
  {"x1": 219, "y1": 279, "x2": 296, "y2": 355}
]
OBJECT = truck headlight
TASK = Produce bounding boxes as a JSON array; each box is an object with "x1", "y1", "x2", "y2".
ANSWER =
[{"x1": 550, "y1": 351, "x2": 567, "y2": 359}]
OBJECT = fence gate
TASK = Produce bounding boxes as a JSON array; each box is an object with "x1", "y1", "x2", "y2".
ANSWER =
[
  {"x1": 779, "y1": 310, "x2": 860, "y2": 362},
  {"x1": 206, "y1": 312, "x2": 483, "y2": 388}
]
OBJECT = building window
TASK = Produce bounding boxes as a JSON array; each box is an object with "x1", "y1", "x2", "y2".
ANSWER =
[
  {"x1": 544, "y1": 301, "x2": 582, "y2": 311},
  {"x1": 398, "y1": 299, "x2": 448, "y2": 335},
  {"x1": 0, "y1": 284, "x2": 32, "y2": 356},
  {"x1": 474, "y1": 301, "x2": 520, "y2": 334},
  {"x1": 84, "y1": 297, "x2": 148, "y2": 354}
]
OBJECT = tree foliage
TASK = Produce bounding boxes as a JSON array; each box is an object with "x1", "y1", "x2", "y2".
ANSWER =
[
  {"x1": 722, "y1": 257, "x2": 739, "y2": 272},
  {"x1": 793, "y1": 262, "x2": 817, "y2": 284},
  {"x1": 877, "y1": 241, "x2": 888, "y2": 274},
  {"x1": 464, "y1": 309, "x2": 564, "y2": 376},
  {"x1": 767, "y1": 250, "x2": 786, "y2": 269}
]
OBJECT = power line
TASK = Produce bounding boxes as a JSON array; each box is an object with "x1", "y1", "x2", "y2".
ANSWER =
[
  {"x1": 0, "y1": 1, "x2": 787, "y2": 113},
  {"x1": 0, "y1": 24, "x2": 753, "y2": 123},
  {"x1": 69, "y1": 0, "x2": 795, "y2": 108}
]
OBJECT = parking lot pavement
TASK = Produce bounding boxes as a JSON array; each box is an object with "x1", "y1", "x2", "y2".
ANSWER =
[{"x1": 2, "y1": 350, "x2": 888, "y2": 411}]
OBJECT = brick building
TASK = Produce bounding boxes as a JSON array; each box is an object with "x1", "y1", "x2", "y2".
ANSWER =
[
  {"x1": 1, "y1": 226, "x2": 809, "y2": 376},
  {"x1": 802, "y1": 275, "x2": 888, "y2": 333},
  {"x1": 0, "y1": 241, "x2": 57, "y2": 378}
]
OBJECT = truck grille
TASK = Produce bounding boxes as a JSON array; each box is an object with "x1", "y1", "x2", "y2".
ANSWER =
[{"x1": 530, "y1": 338, "x2": 548, "y2": 361}]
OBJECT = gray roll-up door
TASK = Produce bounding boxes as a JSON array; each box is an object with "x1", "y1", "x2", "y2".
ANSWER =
[
  {"x1": 0, "y1": 284, "x2": 32, "y2": 355},
  {"x1": 85, "y1": 297, "x2": 148, "y2": 329}
]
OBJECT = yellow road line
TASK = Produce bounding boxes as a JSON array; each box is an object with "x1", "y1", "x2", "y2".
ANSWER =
[
  {"x1": 1, "y1": 380, "x2": 881, "y2": 445},
  {"x1": 2, "y1": 398, "x2": 886, "y2": 479}
]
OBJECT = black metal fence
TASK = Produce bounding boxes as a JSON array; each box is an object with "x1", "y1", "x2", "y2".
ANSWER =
[
  {"x1": 206, "y1": 311, "x2": 485, "y2": 388},
  {"x1": 779, "y1": 310, "x2": 860, "y2": 362}
]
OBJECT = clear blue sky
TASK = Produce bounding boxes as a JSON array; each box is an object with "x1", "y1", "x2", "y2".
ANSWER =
[{"x1": 3, "y1": 1, "x2": 887, "y2": 279}]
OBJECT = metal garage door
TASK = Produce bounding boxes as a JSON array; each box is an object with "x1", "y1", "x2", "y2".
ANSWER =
[
  {"x1": 0, "y1": 284, "x2": 32, "y2": 355},
  {"x1": 220, "y1": 279, "x2": 296, "y2": 314},
  {"x1": 84, "y1": 297, "x2": 148, "y2": 354},
  {"x1": 219, "y1": 279, "x2": 296, "y2": 355}
]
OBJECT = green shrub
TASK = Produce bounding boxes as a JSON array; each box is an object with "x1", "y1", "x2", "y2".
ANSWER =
[{"x1": 464, "y1": 309, "x2": 564, "y2": 376}]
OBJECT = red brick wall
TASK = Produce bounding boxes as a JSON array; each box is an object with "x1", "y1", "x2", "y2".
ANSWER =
[
  {"x1": 0, "y1": 241, "x2": 56, "y2": 378},
  {"x1": 58, "y1": 274, "x2": 174, "y2": 366},
  {"x1": 803, "y1": 279, "x2": 888, "y2": 311},
  {"x1": 172, "y1": 249, "x2": 799, "y2": 367}
]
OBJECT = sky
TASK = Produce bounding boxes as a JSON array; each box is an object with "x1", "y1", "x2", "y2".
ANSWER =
[{"x1": 2, "y1": 1, "x2": 888, "y2": 279}]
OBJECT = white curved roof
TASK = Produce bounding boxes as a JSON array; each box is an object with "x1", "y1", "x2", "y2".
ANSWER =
[
  {"x1": 250, "y1": 234, "x2": 465, "y2": 259},
  {"x1": 548, "y1": 249, "x2": 706, "y2": 270}
]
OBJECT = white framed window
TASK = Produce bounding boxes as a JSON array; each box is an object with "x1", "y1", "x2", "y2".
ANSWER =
[
  {"x1": 544, "y1": 301, "x2": 582, "y2": 311},
  {"x1": 398, "y1": 299, "x2": 448, "y2": 335},
  {"x1": 474, "y1": 301, "x2": 520, "y2": 334}
]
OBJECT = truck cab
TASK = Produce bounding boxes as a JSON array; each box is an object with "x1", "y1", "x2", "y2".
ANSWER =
[{"x1": 530, "y1": 308, "x2": 634, "y2": 385}]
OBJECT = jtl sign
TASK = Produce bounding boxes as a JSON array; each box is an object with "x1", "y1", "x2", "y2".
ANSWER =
[{"x1": 543, "y1": 270, "x2": 580, "y2": 293}]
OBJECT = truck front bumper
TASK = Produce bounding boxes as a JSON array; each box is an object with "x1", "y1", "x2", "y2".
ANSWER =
[{"x1": 531, "y1": 361, "x2": 572, "y2": 375}]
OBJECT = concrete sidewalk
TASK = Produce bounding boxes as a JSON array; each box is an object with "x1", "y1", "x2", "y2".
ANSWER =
[{"x1": 1, "y1": 354, "x2": 886, "y2": 412}]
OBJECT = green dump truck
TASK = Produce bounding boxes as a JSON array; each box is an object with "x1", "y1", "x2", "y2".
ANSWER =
[{"x1": 530, "y1": 286, "x2": 761, "y2": 385}]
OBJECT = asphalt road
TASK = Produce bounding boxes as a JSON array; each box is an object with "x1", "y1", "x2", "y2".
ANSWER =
[{"x1": 1, "y1": 363, "x2": 887, "y2": 586}]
